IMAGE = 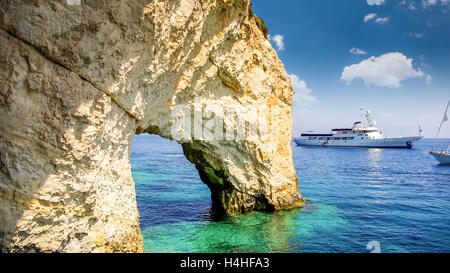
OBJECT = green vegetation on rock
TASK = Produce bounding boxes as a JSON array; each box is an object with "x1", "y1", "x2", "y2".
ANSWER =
[
  {"x1": 254, "y1": 15, "x2": 269, "y2": 39},
  {"x1": 249, "y1": 2, "x2": 269, "y2": 40},
  {"x1": 204, "y1": 167, "x2": 224, "y2": 186}
]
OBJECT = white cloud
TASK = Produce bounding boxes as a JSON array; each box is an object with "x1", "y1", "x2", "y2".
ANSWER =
[
  {"x1": 290, "y1": 74, "x2": 317, "y2": 105},
  {"x1": 364, "y1": 13, "x2": 389, "y2": 24},
  {"x1": 407, "y1": 1, "x2": 417, "y2": 9},
  {"x1": 271, "y1": 34, "x2": 285, "y2": 51},
  {"x1": 364, "y1": 13, "x2": 377, "y2": 23},
  {"x1": 423, "y1": 0, "x2": 438, "y2": 7},
  {"x1": 399, "y1": 0, "x2": 417, "y2": 10},
  {"x1": 422, "y1": 0, "x2": 450, "y2": 7},
  {"x1": 375, "y1": 17, "x2": 390, "y2": 24},
  {"x1": 406, "y1": 32, "x2": 424, "y2": 38},
  {"x1": 340, "y1": 52, "x2": 425, "y2": 88},
  {"x1": 367, "y1": 0, "x2": 386, "y2": 5},
  {"x1": 350, "y1": 47, "x2": 368, "y2": 55},
  {"x1": 400, "y1": 0, "x2": 449, "y2": 9}
]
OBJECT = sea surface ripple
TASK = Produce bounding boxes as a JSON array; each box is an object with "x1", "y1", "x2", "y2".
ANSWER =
[{"x1": 131, "y1": 135, "x2": 450, "y2": 253}]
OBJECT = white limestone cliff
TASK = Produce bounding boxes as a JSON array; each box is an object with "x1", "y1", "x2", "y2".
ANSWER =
[{"x1": 0, "y1": 0, "x2": 304, "y2": 252}]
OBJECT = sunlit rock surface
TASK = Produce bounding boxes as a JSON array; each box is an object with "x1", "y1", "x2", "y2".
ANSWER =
[{"x1": 0, "y1": 0, "x2": 304, "y2": 252}]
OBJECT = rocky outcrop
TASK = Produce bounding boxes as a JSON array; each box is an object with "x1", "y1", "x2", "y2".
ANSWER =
[{"x1": 0, "y1": 0, "x2": 304, "y2": 253}]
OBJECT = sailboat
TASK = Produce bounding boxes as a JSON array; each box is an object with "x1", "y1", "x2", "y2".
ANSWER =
[{"x1": 430, "y1": 99, "x2": 450, "y2": 164}]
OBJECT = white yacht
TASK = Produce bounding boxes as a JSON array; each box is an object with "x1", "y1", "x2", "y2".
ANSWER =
[
  {"x1": 293, "y1": 108, "x2": 423, "y2": 148},
  {"x1": 429, "y1": 99, "x2": 450, "y2": 164}
]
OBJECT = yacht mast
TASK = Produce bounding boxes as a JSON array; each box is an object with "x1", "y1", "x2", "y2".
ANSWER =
[
  {"x1": 432, "y1": 99, "x2": 450, "y2": 151},
  {"x1": 360, "y1": 108, "x2": 376, "y2": 127}
]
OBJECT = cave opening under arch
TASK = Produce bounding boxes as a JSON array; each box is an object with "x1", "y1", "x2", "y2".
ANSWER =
[{"x1": 130, "y1": 134, "x2": 222, "y2": 230}]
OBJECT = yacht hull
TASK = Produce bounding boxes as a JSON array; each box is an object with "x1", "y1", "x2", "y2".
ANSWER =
[
  {"x1": 293, "y1": 136, "x2": 423, "y2": 148},
  {"x1": 430, "y1": 152, "x2": 450, "y2": 164}
]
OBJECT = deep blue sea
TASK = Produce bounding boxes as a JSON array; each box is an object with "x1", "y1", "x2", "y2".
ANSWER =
[{"x1": 131, "y1": 135, "x2": 450, "y2": 253}]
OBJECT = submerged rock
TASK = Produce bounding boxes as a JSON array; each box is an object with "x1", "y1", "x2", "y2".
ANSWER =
[{"x1": 0, "y1": 0, "x2": 304, "y2": 252}]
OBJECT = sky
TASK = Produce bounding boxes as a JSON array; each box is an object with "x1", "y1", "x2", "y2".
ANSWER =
[{"x1": 252, "y1": 0, "x2": 450, "y2": 138}]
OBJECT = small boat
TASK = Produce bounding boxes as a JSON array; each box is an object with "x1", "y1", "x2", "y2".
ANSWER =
[
  {"x1": 430, "y1": 150, "x2": 450, "y2": 164},
  {"x1": 430, "y1": 99, "x2": 450, "y2": 164},
  {"x1": 293, "y1": 108, "x2": 423, "y2": 148}
]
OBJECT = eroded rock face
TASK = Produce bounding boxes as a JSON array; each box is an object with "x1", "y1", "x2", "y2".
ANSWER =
[{"x1": 0, "y1": 0, "x2": 304, "y2": 252}]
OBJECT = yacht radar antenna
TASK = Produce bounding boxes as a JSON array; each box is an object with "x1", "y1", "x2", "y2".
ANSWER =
[{"x1": 360, "y1": 108, "x2": 377, "y2": 127}]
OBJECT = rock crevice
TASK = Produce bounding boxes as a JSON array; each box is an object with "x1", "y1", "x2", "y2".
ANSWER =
[{"x1": 0, "y1": 24, "x2": 140, "y2": 122}]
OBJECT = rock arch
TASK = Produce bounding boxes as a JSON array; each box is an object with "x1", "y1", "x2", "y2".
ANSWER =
[{"x1": 0, "y1": 0, "x2": 303, "y2": 252}]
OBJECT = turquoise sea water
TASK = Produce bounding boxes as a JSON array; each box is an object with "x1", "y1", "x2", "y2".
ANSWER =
[{"x1": 131, "y1": 135, "x2": 450, "y2": 253}]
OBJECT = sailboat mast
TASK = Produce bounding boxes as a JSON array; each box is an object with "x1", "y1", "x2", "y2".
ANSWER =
[{"x1": 432, "y1": 99, "x2": 450, "y2": 151}]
